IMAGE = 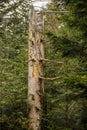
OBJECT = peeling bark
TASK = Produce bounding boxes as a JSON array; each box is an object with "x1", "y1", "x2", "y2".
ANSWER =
[{"x1": 28, "y1": 6, "x2": 44, "y2": 130}]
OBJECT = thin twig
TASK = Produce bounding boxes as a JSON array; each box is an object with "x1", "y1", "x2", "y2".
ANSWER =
[
  {"x1": 40, "y1": 58, "x2": 63, "y2": 64},
  {"x1": 39, "y1": 76, "x2": 61, "y2": 80}
]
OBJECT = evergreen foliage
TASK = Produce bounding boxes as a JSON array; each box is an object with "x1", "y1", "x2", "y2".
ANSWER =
[
  {"x1": 0, "y1": 0, "x2": 29, "y2": 129},
  {"x1": 44, "y1": 0, "x2": 87, "y2": 129}
]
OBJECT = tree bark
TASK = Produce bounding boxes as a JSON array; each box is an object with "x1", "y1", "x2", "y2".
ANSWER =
[{"x1": 28, "y1": 6, "x2": 44, "y2": 130}]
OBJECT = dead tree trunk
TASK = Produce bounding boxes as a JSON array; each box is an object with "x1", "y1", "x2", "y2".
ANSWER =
[{"x1": 28, "y1": 6, "x2": 44, "y2": 130}]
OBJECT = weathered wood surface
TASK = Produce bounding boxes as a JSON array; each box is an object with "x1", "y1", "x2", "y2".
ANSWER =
[{"x1": 28, "y1": 6, "x2": 44, "y2": 130}]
